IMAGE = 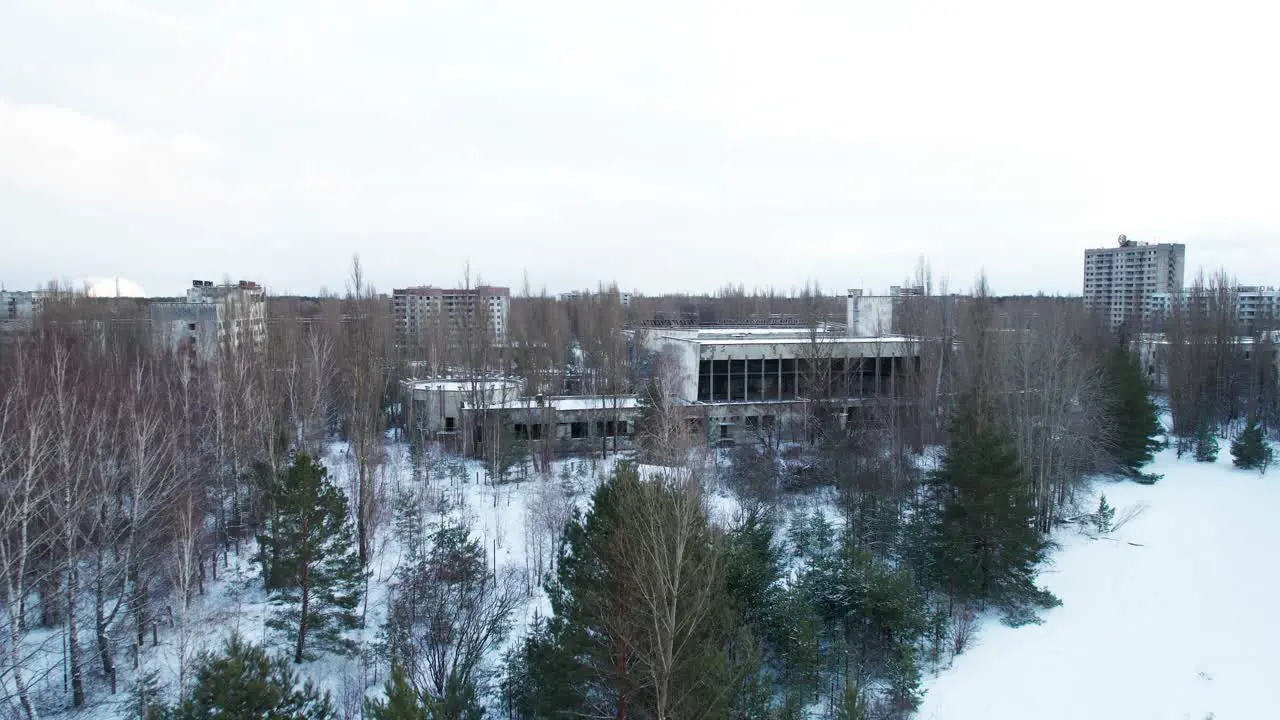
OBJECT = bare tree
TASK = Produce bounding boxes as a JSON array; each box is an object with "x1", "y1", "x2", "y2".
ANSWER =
[
  {"x1": 612, "y1": 464, "x2": 730, "y2": 720},
  {"x1": 0, "y1": 340, "x2": 57, "y2": 719},
  {"x1": 342, "y1": 255, "x2": 390, "y2": 567}
]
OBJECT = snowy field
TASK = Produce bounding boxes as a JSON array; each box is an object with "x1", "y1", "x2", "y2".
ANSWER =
[{"x1": 919, "y1": 447, "x2": 1280, "y2": 720}]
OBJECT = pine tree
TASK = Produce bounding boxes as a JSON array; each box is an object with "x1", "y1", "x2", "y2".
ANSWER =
[
  {"x1": 174, "y1": 634, "x2": 335, "y2": 719},
  {"x1": 257, "y1": 452, "x2": 364, "y2": 663},
  {"x1": 927, "y1": 401, "x2": 1058, "y2": 622},
  {"x1": 365, "y1": 665, "x2": 437, "y2": 720},
  {"x1": 724, "y1": 506, "x2": 782, "y2": 630},
  {"x1": 129, "y1": 669, "x2": 167, "y2": 720},
  {"x1": 508, "y1": 465, "x2": 736, "y2": 719},
  {"x1": 366, "y1": 666, "x2": 424, "y2": 719},
  {"x1": 1193, "y1": 423, "x2": 1219, "y2": 463},
  {"x1": 1231, "y1": 418, "x2": 1273, "y2": 471},
  {"x1": 1093, "y1": 494, "x2": 1115, "y2": 534},
  {"x1": 1104, "y1": 347, "x2": 1163, "y2": 477},
  {"x1": 834, "y1": 680, "x2": 869, "y2": 720}
]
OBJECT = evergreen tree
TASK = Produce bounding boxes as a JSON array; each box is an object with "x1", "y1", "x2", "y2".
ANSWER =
[
  {"x1": 1193, "y1": 423, "x2": 1219, "y2": 463},
  {"x1": 174, "y1": 634, "x2": 335, "y2": 719},
  {"x1": 1231, "y1": 418, "x2": 1273, "y2": 471},
  {"x1": 508, "y1": 465, "x2": 738, "y2": 719},
  {"x1": 1104, "y1": 347, "x2": 1163, "y2": 477},
  {"x1": 366, "y1": 665, "x2": 431, "y2": 720},
  {"x1": 834, "y1": 681, "x2": 869, "y2": 720},
  {"x1": 256, "y1": 452, "x2": 364, "y2": 663},
  {"x1": 724, "y1": 506, "x2": 782, "y2": 630},
  {"x1": 1093, "y1": 494, "x2": 1115, "y2": 534},
  {"x1": 129, "y1": 669, "x2": 167, "y2": 720},
  {"x1": 926, "y1": 401, "x2": 1058, "y2": 623}
]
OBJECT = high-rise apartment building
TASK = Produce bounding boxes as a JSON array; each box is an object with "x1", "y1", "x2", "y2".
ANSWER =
[
  {"x1": 392, "y1": 286, "x2": 510, "y2": 345},
  {"x1": 150, "y1": 280, "x2": 267, "y2": 363},
  {"x1": 1083, "y1": 236, "x2": 1186, "y2": 327}
]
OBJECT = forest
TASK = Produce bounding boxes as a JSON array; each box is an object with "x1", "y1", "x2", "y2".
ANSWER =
[{"x1": 0, "y1": 261, "x2": 1275, "y2": 719}]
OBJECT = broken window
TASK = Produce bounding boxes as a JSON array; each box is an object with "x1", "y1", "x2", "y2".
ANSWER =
[{"x1": 571, "y1": 421, "x2": 588, "y2": 439}]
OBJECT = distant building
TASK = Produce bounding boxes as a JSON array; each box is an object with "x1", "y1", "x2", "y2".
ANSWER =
[
  {"x1": 150, "y1": 280, "x2": 266, "y2": 363},
  {"x1": 1, "y1": 290, "x2": 43, "y2": 320},
  {"x1": 1148, "y1": 285, "x2": 1280, "y2": 328},
  {"x1": 1083, "y1": 236, "x2": 1186, "y2": 327},
  {"x1": 392, "y1": 286, "x2": 510, "y2": 345},
  {"x1": 559, "y1": 289, "x2": 632, "y2": 307}
]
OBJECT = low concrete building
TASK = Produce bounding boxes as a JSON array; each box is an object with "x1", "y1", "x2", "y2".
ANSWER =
[
  {"x1": 475, "y1": 394, "x2": 643, "y2": 455},
  {"x1": 636, "y1": 320, "x2": 919, "y2": 446},
  {"x1": 401, "y1": 378, "x2": 525, "y2": 440}
]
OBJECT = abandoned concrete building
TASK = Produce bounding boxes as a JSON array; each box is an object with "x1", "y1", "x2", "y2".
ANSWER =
[{"x1": 401, "y1": 289, "x2": 922, "y2": 457}]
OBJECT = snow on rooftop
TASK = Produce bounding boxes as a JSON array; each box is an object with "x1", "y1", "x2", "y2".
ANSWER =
[
  {"x1": 405, "y1": 378, "x2": 523, "y2": 392},
  {"x1": 490, "y1": 395, "x2": 642, "y2": 411}
]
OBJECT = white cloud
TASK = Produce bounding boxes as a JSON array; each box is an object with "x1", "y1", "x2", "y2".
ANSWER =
[{"x1": 0, "y1": 98, "x2": 221, "y2": 208}]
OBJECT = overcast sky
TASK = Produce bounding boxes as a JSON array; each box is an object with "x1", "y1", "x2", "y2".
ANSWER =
[{"x1": 3, "y1": 0, "x2": 1279, "y2": 297}]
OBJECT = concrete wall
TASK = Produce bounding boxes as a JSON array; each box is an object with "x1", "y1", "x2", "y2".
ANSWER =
[
  {"x1": 847, "y1": 292, "x2": 893, "y2": 337},
  {"x1": 403, "y1": 380, "x2": 524, "y2": 435},
  {"x1": 149, "y1": 303, "x2": 220, "y2": 363}
]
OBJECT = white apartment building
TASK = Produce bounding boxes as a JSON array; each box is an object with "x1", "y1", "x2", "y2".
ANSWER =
[
  {"x1": 392, "y1": 286, "x2": 510, "y2": 344},
  {"x1": 1148, "y1": 285, "x2": 1280, "y2": 326},
  {"x1": 1083, "y1": 236, "x2": 1186, "y2": 327}
]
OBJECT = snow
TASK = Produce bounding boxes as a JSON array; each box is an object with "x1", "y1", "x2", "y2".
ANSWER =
[
  {"x1": 490, "y1": 395, "x2": 642, "y2": 411},
  {"x1": 34, "y1": 432, "x2": 1277, "y2": 719},
  {"x1": 33, "y1": 442, "x2": 620, "y2": 718},
  {"x1": 919, "y1": 447, "x2": 1280, "y2": 720},
  {"x1": 404, "y1": 379, "x2": 522, "y2": 392}
]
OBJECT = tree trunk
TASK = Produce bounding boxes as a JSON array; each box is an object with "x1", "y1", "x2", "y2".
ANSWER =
[
  {"x1": 295, "y1": 552, "x2": 312, "y2": 664},
  {"x1": 66, "y1": 562, "x2": 85, "y2": 707}
]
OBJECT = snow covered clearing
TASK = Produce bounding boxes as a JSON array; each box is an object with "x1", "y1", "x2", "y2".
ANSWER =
[{"x1": 919, "y1": 447, "x2": 1280, "y2": 720}]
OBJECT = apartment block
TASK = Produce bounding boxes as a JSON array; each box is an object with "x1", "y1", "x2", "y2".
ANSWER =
[
  {"x1": 558, "y1": 289, "x2": 632, "y2": 307},
  {"x1": 150, "y1": 280, "x2": 267, "y2": 363},
  {"x1": 1083, "y1": 236, "x2": 1186, "y2": 327},
  {"x1": 392, "y1": 285, "x2": 510, "y2": 344}
]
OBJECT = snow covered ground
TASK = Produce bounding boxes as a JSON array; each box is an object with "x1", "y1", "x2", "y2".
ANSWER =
[
  {"x1": 919, "y1": 447, "x2": 1280, "y2": 720},
  {"x1": 32, "y1": 442, "x2": 621, "y2": 717}
]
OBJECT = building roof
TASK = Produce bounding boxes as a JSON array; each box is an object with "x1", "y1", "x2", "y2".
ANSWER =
[
  {"x1": 403, "y1": 378, "x2": 523, "y2": 392},
  {"x1": 648, "y1": 327, "x2": 913, "y2": 346},
  {"x1": 489, "y1": 395, "x2": 642, "y2": 411}
]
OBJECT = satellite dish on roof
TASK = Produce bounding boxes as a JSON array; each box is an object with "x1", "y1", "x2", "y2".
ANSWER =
[{"x1": 1117, "y1": 234, "x2": 1130, "y2": 247}]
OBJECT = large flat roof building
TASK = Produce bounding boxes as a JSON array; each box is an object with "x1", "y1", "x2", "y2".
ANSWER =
[{"x1": 1083, "y1": 236, "x2": 1186, "y2": 328}]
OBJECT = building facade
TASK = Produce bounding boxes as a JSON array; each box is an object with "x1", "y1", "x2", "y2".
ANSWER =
[
  {"x1": 1145, "y1": 285, "x2": 1280, "y2": 328},
  {"x1": 392, "y1": 286, "x2": 510, "y2": 345},
  {"x1": 149, "y1": 280, "x2": 267, "y2": 363},
  {"x1": 1083, "y1": 236, "x2": 1186, "y2": 327}
]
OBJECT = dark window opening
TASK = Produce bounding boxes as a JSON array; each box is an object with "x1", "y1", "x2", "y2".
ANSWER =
[
  {"x1": 596, "y1": 420, "x2": 625, "y2": 437},
  {"x1": 445, "y1": 416, "x2": 456, "y2": 432},
  {"x1": 571, "y1": 421, "x2": 588, "y2": 439}
]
